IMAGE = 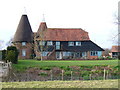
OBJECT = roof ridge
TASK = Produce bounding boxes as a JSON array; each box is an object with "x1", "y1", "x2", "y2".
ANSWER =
[
  {"x1": 47, "y1": 28, "x2": 88, "y2": 33},
  {"x1": 48, "y1": 28, "x2": 83, "y2": 29}
]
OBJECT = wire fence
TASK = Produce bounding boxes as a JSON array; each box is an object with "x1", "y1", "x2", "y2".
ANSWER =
[{"x1": 2, "y1": 70, "x2": 119, "y2": 82}]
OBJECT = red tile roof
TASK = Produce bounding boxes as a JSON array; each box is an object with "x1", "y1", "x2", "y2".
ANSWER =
[
  {"x1": 36, "y1": 22, "x2": 90, "y2": 41},
  {"x1": 111, "y1": 46, "x2": 120, "y2": 52}
]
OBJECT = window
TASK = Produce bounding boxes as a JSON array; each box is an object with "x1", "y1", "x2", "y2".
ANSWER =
[
  {"x1": 75, "y1": 52, "x2": 80, "y2": 57},
  {"x1": 39, "y1": 41, "x2": 45, "y2": 46},
  {"x1": 56, "y1": 46, "x2": 60, "y2": 49},
  {"x1": 82, "y1": 52, "x2": 86, "y2": 56},
  {"x1": 47, "y1": 41, "x2": 53, "y2": 46},
  {"x1": 90, "y1": 51, "x2": 98, "y2": 56},
  {"x1": 56, "y1": 41, "x2": 60, "y2": 45},
  {"x1": 63, "y1": 52, "x2": 71, "y2": 56},
  {"x1": 76, "y1": 41, "x2": 81, "y2": 46},
  {"x1": 22, "y1": 42, "x2": 26, "y2": 46},
  {"x1": 56, "y1": 41, "x2": 60, "y2": 49},
  {"x1": 22, "y1": 49, "x2": 26, "y2": 56},
  {"x1": 42, "y1": 52, "x2": 49, "y2": 56},
  {"x1": 68, "y1": 41, "x2": 74, "y2": 46}
]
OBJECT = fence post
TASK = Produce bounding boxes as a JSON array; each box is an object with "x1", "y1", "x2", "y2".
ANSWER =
[
  {"x1": 89, "y1": 74, "x2": 92, "y2": 80},
  {"x1": 50, "y1": 70, "x2": 53, "y2": 81},
  {"x1": 71, "y1": 71, "x2": 73, "y2": 80},
  {"x1": 62, "y1": 70, "x2": 64, "y2": 81},
  {"x1": 104, "y1": 68, "x2": 106, "y2": 80},
  {"x1": 106, "y1": 70, "x2": 108, "y2": 79}
]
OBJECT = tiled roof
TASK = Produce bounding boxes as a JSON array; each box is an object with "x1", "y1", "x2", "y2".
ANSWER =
[
  {"x1": 111, "y1": 46, "x2": 120, "y2": 52},
  {"x1": 13, "y1": 15, "x2": 33, "y2": 42},
  {"x1": 36, "y1": 22, "x2": 90, "y2": 41}
]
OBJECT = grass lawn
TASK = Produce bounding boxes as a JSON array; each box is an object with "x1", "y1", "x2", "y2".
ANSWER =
[
  {"x1": 13, "y1": 59, "x2": 118, "y2": 71},
  {"x1": 2, "y1": 79, "x2": 118, "y2": 88}
]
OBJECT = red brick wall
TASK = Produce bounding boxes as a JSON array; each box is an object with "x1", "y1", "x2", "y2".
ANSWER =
[
  {"x1": 13, "y1": 42, "x2": 33, "y2": 59},
  {"x1": 47, "y1": 51, "x2": 56, "y2": 60},
  {"x1": 87, "y1": 51, "x2": 98, "y2": 59}
]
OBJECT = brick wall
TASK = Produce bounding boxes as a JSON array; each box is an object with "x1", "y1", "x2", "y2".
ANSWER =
[
  {"x1": 13, "y1": 42, "x2": 33, "y2": 59},
  {"x1": 87, "y1": 51, "x2": 98, "y2": 59}
]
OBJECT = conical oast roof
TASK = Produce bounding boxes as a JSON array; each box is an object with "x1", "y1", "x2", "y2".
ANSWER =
[
  {"x1": 37, "y1": 22, "x2": 47, "y2": 33},
  {"x1": 13, "y1": 14, "x2": 33, "y2": 42}
]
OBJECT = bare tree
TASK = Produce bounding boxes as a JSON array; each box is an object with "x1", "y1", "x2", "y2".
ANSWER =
[
  {"x1": 112, "y1": 11, "x2": 120, "y2": 45},
  {"x1": 103, "y1": 48, "x2": 111, "y2": 57},
  {"x1": 6, "y1": 37, "x2": 13, "y2": 47},
  {"x1": 34, "y1": 27, "x2": 47, "y2": 61}
]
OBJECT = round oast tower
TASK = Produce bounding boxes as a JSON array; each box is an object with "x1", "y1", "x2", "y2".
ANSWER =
[{"x1": 13, "y1": 14, "x2": 33, "y2": 59}]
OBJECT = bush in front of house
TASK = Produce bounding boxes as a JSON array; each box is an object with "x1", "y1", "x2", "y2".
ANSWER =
[
  {"x1": 118, "y1": 55, "x2": 120, "y2": 60},
  {"x1": 2, "y1": 50, "x2": 7, "y2": 62},
  {"x1": 6, "y1": 46, "x2": 19, "y2": 64}
]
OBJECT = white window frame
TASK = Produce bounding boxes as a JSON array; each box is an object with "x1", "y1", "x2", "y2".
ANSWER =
[
  {"x1": 22, "y1": 49, "x2": 26, "y2": 56},
  {"x1": 56, "y1": 41, "x2": 60, "y2": 45},
  {"x1": 47, "y1": 41, "x2": 53, "y2": 46},
  {"x1": 90, "y1": 51, "x2": 98, "y2": 56},
  {"x1": 68, "y1": 41, "x2": 74, "y2": 46},
  {"x1": 76, "y1": 41, "x2": 81, "y2": 46},
  {"x1": 42, "y1": 51, "x2": 49, "y2": 56},
  {"x1": 63, "y1": 52, "x2": 71, "y2": 56},
  {"x1": 56, "y1": 41, "x2": 60, "y2": 49},
  {"x1": 39, "y1": 41, "x2": 45, "y2": 46},
  {"x1": 56, "y1": 45, "x2": 60, "y2": 49},
  {"x1": 22, "y1": 42, "x2": 26, "y2": 46}
]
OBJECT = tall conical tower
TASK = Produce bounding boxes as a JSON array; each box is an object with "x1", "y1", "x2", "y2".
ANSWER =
[{"x1": 13, "y1": 14, "x2": 34, "y2": 59}]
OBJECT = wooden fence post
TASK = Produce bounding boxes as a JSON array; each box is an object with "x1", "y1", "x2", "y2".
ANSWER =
[
  {"x1": 89, "y1": 74, "x2": 92, "y2": 80},
  {"x1": 106, "y1": 70, "x2": 109, "y2": 79},
  {"x1": 50, "y1": 70, "x2": 53, "y2": 81},
  {"x1": 71, "y1": 71, "x2": 73, "y2": 80},
  {"x1": 62, "y1": 70, "x2": 64, "y2": 81},
  {"x1": 104, "y1": 68, "x2": 106, "y2": 80}
]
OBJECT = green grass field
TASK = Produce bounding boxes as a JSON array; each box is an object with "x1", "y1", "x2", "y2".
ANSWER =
[
  {"x1": 13, "y1": 59, "x2": 118, "y2": 71},
  {"x1": 2, "y1": 79, "x2": 118, "y2": 88}
]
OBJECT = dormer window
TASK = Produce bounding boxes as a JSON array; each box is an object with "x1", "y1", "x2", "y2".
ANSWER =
[
  {"x1": 76, "y1": 41, "x2": 81, "y2": 46},
  {"x1": 68, "y1": 41, "x2": 74, "y2": 46},
  {"x1": 47, "y1": 41, "x2": 53, "y2": 46},
  {"x1": 22, "y1": 42, "x2": 26, "y2": 46}
]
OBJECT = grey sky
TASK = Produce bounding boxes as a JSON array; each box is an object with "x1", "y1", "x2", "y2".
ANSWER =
[{"x1": 0, "y1": 0, "x2": 119, "y2": 49}]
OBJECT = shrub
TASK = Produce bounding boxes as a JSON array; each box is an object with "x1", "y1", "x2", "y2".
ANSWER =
[
  {"x1": 6, "y1": 46, "x2": 19, "y2": 64},
  {"x1": 6, "y1": 50, "x2": 16, "y2": 63},
  {"x1": 38, "y1": 72, "x2": 48, "y2": 76},
  {"x1": 98, "y1": 56, "x2": 104, "y2": 60},
  {"x1": 106, "y1": 56, "x2": 112, "y2": 60},
  {"x1": 0, "y1": 51, "x2": 2, "y2": 60},
  {"x1": 40, "y1": 67, "x2": 51, "y2": 70},
  {"x1": 118, "y1": 55, "x2": 120, "y2": 60},
  {"x1": 83, "y1": 75, "x2": 90, "y2": 80},
  {"x1": 64, "y1": 71, "x2": 71, "y2": 76},
  {"x1": 2, "y1": 50, "x2": 6, "y2": 61}
]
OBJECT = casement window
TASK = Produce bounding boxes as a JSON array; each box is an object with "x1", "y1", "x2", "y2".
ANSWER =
[
  {"x1": 56, "y1": 46, "x2": 60, "y2": 49},
  {"x1": 68, "y1": 41, "x2": 74, "y2": 46},
  {"x1": 56, "y1": 41, "x2": 60, "y2": 45},
  {"x1": 56, "y1": 41, "x2": 60, "y2": 49},
  {"x1": 42, "y1": 52, "x2": 48, "y2": 56},
  {"x1": 22, "y1": 49, "x2": 26, "y2": 56},
  {"x1": 90, "y1": 51, "x2": 98, "y2": 56},
  {"x1": 82, "y1": 52, "x2": 86, "y2": 56},
  {"x1": 63, "y1": 52, "x2": 71, "y2": 56},
  {"x1": 22, "y1": 42, "x2": 26, "y2": 46},
  {"x1": 47, "y1": 41, "x2": 53, "y2": 46},
  {"x1": 76, "y1": 41, "x2": 81, "y2": 46},
  {"x1": 39, "y1": 41, "x2": 45, "y2": 46}
]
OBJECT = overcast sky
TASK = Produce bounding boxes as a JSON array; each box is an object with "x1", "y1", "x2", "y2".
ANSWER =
[{"x1": 0, "y1": 0, "x2": 119, "y2": 49}]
